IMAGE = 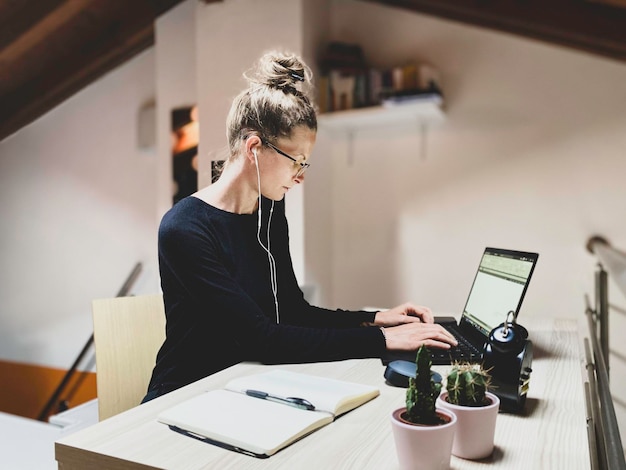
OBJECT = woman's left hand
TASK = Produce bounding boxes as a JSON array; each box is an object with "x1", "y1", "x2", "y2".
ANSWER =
[{"x1": 373, "y1": 302, "x2": 434, "y2": 327}]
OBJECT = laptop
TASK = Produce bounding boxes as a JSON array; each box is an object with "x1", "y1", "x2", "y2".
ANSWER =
[{"x1": 383, "y1": 247, "x2": 539, "y2": 365}]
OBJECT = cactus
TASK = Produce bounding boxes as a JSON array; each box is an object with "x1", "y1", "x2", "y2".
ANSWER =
[
  {"x1": 405, "y1": 345, "x2": 443, "y2": 425},
  {"x1": 445, "y1": 363, "x2": 492, "y2": 407}
]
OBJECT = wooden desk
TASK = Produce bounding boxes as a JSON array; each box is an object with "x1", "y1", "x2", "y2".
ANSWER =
[{"x1": 55, "y1": 319, "x2": 590, "y2": 469}]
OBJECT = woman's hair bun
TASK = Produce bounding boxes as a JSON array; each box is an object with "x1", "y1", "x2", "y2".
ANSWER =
[
  {"x1": 226, "y1": 50, "x2": 317, "y2": 154},
  {"x1": 247, "y1": 51, "x2": 312, "y2": 93}
]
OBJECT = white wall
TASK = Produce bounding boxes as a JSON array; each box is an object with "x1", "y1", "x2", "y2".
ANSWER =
[
  {"x1": 301, "y1": 0, "x2": 332, "y2": 306},
  {"x1": 0, "y1": 50, "x2": 161, "y2": 368},
  {"x1": 316, "y1": 0, "x2": 626, "y2": 433},
  {"x1": 194, "y1": 0, "x2": 330, "y2": 283},
  {"x1": 155, "y1": 0, "x2": 197, "y2": 220},
  {"x1": 313, "y1": 0, "x2": 626, "y2": 319}
]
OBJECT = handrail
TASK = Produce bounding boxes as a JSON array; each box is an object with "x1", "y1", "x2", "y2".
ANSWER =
[
  {"x1": 584, "y1": 339, "x2": 602, "y2": 470},
  {"x1": 587, "y1": 236, "x2": 626, "y2": 373},
  {"x1": 587, "y1": 235, "x2": 626, "y2": 300},
  {"x1": 585, "y1": 299, "x2": 626, "y2": 469},
  {"x1": 585, "y1": 236, "x2": 626, "y2": 470},
  {"x1": 37, "y1": 262, "x2": 143, "y2": 421}
]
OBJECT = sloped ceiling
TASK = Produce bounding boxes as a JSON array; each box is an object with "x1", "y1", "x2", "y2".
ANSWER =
[
  {"x1": 367, "y1": 0, "x2": 626, "y2": 61},
  {"x1": 0, "y1": 0, "x2": 190, "y2": 141},
  {"x1": 1, "y1": 0, "x2": 626, "y2": 142}
]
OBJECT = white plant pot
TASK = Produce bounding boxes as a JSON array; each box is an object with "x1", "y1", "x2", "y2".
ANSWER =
[
  {"x1": 436, "y1": 391, "x2": 500, "y2": 460},
  {"x1": 390, "y1": 407, "x2": 457, "y2": 470}
]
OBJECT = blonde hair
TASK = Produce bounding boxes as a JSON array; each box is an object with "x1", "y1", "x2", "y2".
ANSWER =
[{"x1": 226, "y1": 51, "x2": 317, "y2": 157}]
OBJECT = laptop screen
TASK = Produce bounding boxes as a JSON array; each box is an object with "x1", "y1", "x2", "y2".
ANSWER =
[{"x1": 461, "y1": 247, "x2": 538, "y2": 336}]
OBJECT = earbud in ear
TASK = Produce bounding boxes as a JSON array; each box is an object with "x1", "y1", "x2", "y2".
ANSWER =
[{"x1": 253, "y1": 149, "x2": 258, "y2": 159}]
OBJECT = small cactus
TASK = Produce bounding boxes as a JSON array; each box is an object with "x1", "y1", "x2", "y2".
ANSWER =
[
  {"x1": 445, "y1": 363, "x2": 492, "y2": 407},
  {"x1": 405, "y1": 345, "x2": 443, "y2": 425}
]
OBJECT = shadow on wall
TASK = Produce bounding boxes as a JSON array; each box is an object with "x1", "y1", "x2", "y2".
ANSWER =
[{"x1": 172, "y1": 105, "x2": 199, "y2": 205}]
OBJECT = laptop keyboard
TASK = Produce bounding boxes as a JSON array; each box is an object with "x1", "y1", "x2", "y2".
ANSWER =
[
  {"x1": 381, "y1": 322, "x2": 485, "y2": 366},
  {"x1": 430, "y1": 323, "x2": 483, "y2": 365}
]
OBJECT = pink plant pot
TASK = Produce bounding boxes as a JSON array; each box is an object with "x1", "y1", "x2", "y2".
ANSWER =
[
  {"x1": 436, "y1": 391, "x2": 500, "y2": 460},
  {"x1": 390, "y1": 407, "x2": 457, "y2": 470}
]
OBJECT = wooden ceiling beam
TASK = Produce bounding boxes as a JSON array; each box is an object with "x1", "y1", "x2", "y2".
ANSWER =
[
  {"x1": 1, "y1": 0, "x2": 624, "y2": 141},
  {"x1": 364, "y1": 0, "x2": 626, "y2": 61},
  {"x1": 0, "y1": 0, "x2": 189, "y2": 141},
  {"x1": 0, "y1": 0, "x2": 91, "y2": 64},
  {"x1": 0, "y1": 0, "x2": 65, "y2": 51},
  {"x1": 0, "y1": 24, "x2": 154, "y2": 142}
]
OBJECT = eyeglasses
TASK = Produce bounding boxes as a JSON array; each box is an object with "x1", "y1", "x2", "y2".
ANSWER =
[{"x1": 265, "y1": 141, "x2": 310, "y2": 178}]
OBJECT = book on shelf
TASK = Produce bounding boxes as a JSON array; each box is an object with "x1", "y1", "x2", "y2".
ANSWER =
[
  {"x1": 157, "y1": 369, "x2": 380, "y2": 458},
  {"x1": 317, "y1": 39, "x2": 446, "y2": 113},
  {"x1": 368, "y1": 68, "x2": 383, "y2": 106},
  {"x1": 381, "y1": 88, "x2": 444, "y2": 107},
  {"x1": 318, "y1": 75, "x2": 331, "y2": 113}
]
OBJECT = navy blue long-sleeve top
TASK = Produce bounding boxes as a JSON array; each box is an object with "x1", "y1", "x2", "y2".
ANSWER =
[{"x1": 144, "y1": 196, "x2": 385, "y2": 399}]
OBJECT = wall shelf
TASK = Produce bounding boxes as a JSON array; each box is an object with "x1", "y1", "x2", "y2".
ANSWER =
[{"x1": 317, "y1": 95, "x2": 445, "y2": 132}]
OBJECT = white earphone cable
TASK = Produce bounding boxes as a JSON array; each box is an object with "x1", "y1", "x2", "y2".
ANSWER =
[{"x1": 254, "y1": 149, "x2": 280, "y2": 323}]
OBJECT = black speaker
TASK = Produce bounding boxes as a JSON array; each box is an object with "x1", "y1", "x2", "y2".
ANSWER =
[{"x1": 483, "y1": 317, "x2": 533, "y2": 413}]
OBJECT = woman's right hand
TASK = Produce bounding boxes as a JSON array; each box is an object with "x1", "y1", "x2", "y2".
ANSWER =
[{"x1": 381, "y1": 322, "x2": 458, "y2": 351}]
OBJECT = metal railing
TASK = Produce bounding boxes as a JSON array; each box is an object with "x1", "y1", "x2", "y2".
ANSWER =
[
  {"x1": 585, "y1": 236, "x2": 626, "y2": 470},
  {"x1": 37, "y1": 262, "x2": 143, "y2": 421}
]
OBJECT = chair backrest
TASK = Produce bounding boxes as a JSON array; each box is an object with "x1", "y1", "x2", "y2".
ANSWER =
[{"x1": 92, "y1": 293, "x2": 166, "y2": 421}]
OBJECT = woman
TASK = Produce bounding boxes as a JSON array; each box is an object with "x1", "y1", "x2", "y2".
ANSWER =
[{"x1": 143, "y1": 51, "x2": 456, "y2": 402}]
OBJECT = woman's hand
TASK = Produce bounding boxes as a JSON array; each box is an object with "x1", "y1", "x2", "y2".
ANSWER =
[
  {"x1": 382, "y1": 322, "x2": 458, "y2": 351},
  {"x1": 373, "y1": 302, "x2": 434, "y2": 327},
  {"x1": 373, "y1": 302, "x2": 457, "y2": 350}
]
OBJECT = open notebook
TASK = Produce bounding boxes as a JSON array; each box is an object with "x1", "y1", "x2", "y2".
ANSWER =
[{"x1": 157, "y1": 369, "x2": 379, "y2": 458}]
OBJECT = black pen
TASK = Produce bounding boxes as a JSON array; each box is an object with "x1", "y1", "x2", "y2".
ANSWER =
[{"x1": 244, "y1": 389, "x2": 316, "y2": 411}]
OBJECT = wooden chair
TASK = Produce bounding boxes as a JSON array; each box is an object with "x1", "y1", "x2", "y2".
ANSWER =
[{"x1": 92, "y1": 293, "x2": 166, "y2": 421}]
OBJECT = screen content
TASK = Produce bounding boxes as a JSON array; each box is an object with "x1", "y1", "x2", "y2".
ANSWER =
[{"x1": 462, "y1": 251, "x2": 535, "y2": 334}]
